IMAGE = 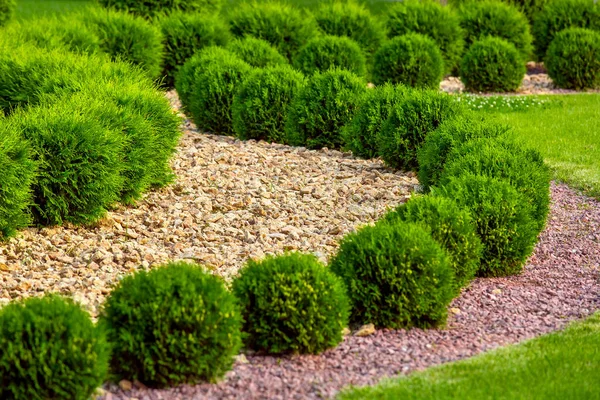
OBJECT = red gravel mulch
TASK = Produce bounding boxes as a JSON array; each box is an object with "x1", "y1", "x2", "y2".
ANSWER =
[{"x1": 101, "y1": 182, "x2": 600, "y2": 400}]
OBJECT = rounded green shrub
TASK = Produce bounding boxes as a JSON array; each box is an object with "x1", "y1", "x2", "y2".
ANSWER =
[
  {"x1": 372, "y1": 33, "x2": 444, "y2": 88},
  {"x1": 460, "y1": 37, "x2": 525, "y2": 93},
  {"x1": 382, "y1": 195, "x2": 482, "y2": 293},
  {"x1": 82, "y1": 8, "x2": 164, "y2": 79},
  {"x1": 285, "y1": 68, "x2": 367, "y2": 149},
  {"x1": 440, "y1": 136, "x2": 551, "y2": 233},
  {"x1": 11, "y1": 98, "x2": 125, "y2": 226},
  {"x1": 0, "y1": 121, "x2": 36, "y2": 240},
  {"x1": 232, "y1": 65, "x2": 305, "y2": 143},
  {"x1": 377, "y1": 90, "x2": 462, "y2": 171},
  {"x1": 386, "y1": 0, "x2": 465, "y2": 73},
  {"x1": 313, "y1": 0, "x2": 385, "y2": 55},
  {"x1": 533, "y1": 0, "x2": 600, "y2": 60},
  {"x1": 227, "y1": 37, "x2": 288, "y2": 68},
  {"x1": 158, "y1": 12, "x2": 231, "y2": 88},
  {"x1": 97, "y1": 0, "x2": 223, "y2": 19},
  {"x1": 100, "y1": 261, "x2": 242, "y2": 387},
  {"x1": 232, "y1": 252, "x2": 349, "y2": 354},
  {"x1": 0, "y1": 17, "x2": 100, "y2": 55},
  {"x1": 433, "y1": 173, "x2": 539, "y2": 277},
  {"x1": 0, "y1": 295, "x2": 109, "y2": 400},
  {"x1": 545, "y1": 28, "x2": 600, "y2": 90},
  {"x1": 450, "y1": 0, "x2": 549, "y2": 24},
  {"x1": 341, "y1": 84, "x2": 408, "y2": 159},
  {"x1": 458, "y1": 0, "x2": 533, "y2": 61},
  {"x1": 175, "y1": 47, "x2": 253, "y2": 135},
  {"x1": 329, "y1": 221, "x2": 454, "y2": 329},
  {"x1": 293, "y1": 35, "x2": 367, "y2": 77},
  {"x1": 228, "y1": 1, "x2": 318, "y2": 60},
  {"x1": 418, "y1": 114, "x2": 512, "y2": 191},
  {"x1": 0, "y1": 45, "x2": 180, "y2": 207},
  {"x1": 0, "y1": 0, "x2": 15, "y2": 27}
]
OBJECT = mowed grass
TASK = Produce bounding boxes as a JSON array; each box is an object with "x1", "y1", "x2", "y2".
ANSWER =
[
  {"x1": 15, "y1": 0, "x2": 92, "y2": 20},
  {"x1": 486, "y1": 94, "x2": 600, "y2": 199},
  {"x1": 339, "y1": 312, "x2": 600, "y2": 400}
]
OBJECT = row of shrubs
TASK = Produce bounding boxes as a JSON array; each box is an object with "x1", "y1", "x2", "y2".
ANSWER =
[
  {"x1": 1, "y1": 80, "x2": 552, "y2": 400},
  {"x1": 0, "y1": 43, "x2": 180, "y2": 239},
  {"x1": 2, "y1": 0, "x2": 599, "y2": 91}
]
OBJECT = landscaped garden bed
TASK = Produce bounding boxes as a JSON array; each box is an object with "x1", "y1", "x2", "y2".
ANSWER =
[{"x1": 1, "y1": 0, "x2": 599, "y2": 398}]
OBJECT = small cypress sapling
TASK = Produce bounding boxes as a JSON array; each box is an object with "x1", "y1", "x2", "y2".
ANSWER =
[
  {"x1": 285, "y1": 68, "x2": 367, "y2": 149},
  {"x1": 341, "y1": 83, "x2": 409, "y2": 159},
  {"x1": 329, "y1": 221, "x2": 455, "y2": 329},
  {"x1": 381, "y1": 195, "x2": 483, "y2": 293},
  {"x1": 293, "y1": 35, "x2": 367, "y2": 77},
  {"x1": 158, "y1": 12, "x2": 231, "y2": 88},
  {"x1": 233, "y1": 252, "x2": 350, "y2": 354},
  {"x1": 313, "y1": 0, "x2": 386, "y2": 55},
  {"x1": 433, "y1": 173, "x2": 539, "y2": 277},
  {"x1": 545, "y1": 28, "x2": 600, "y2": 90},
  {"x1": 101, "y1": 262, "x2": 243, "y2": 387},
  {"x1": 372, "y1": 33, "x2": 445, "y2": 88},
  {"x1": 0, "y1": 295, "x2": 110, "y2": 400},
  {"x1": 232, "y1": 65, "x2": 306, "y2": 143},
  {"x1": 377, "y1": 90, "x2": 462, "y2": 171},
  {"x1": 175, "y1": 47, "x2": 253, "y2": 135},
  {"x1": 439, "y1": 136, "x2": 552, "y2": 234},
  {"x1": 417, "y1": 114, "x2": 512, "y2": 191},
  {"x1": 0, "y1": 120, "x2": 36, "y2": 239},
  {"x1": 227, "y1": 37, "x2": 288, "y2": 68},
  {"x1": 385, "y1": 0, "x2": 465, "y2": 73}
]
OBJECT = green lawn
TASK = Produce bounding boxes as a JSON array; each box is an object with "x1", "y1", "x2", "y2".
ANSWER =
[
  {"x1": 485, "y1": 94, "x2": 600, "y2": 199},
  {"x1": 339, "y1": 312, "x2": 600, "y2": 399}
]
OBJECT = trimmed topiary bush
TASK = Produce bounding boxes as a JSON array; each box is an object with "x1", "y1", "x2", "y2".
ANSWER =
[
  {"x1": 0, "y1": 0, "x2": 14, "y2": 27},
  {"x1": 418, "y1": 114, "x2": 511, "y2": 191},
  {"x1": 545, "y1": 28, "x2": 600, "y2": 89},
  {"x1": 372, "y1": 33, "x2": 444, "y2": 88},
  {"x1": 158, "y1": 12, "x2": 231, "y2": 88},
  {"x1": 82, "y1": 8, "x2": 164, "y2": 79},
  {"x1": 227, "y1": 37, "x2": 288, "y2": 68},
  {"x1": 313, "y1": 0, "x2": 385, "y2": 55},
  {"x1": 450, "y1": 0, "x2": 549, "y2": 23},
  {"x1": 0, "y1": 17, "x2": 100, "y2": 55},
  {"x1": 341, "y1": 83, "x2": 408, "y2": 159},
  {"x1": 460, "y1": 37, "x2": 526, "y2": 93},
  {"x1": 11, "y1": 97, "x2": 125, "y2": 226},
  {"x1": 458, "y1": 0, "x2": 533, "y2": 61},
  {"x1": 377, "y1": 90, "x2": 461, "y2": 171},
  {"x1": 385, "y1": 0, "x2": 465, "y2": 73},
  {"x1": 439, "y1": 136, "x2": 551, "y2": 233},
  {"x1": 329, "y1": 221, "x2": 454, "y2": 329},
  {"x1": 175, "y1": 47, "x2": 253, "y2": 135},
  {"x1": 232, "y1": 252, "x2": 349, "y2": 354},
  {"x1": 228, "y1": 1, "x2": 318, "y2": 60},
  {"x1": 100, "y1": 261, "x2": 242, "y2": 387},
  {"x1": 293, "y1": 35, "x2": 367, "y2": 77},
  {"x1": 533, "y1": 0, "x2": 600, "y2": 60},
  {"x1": 97, "y1": 0, "x2": 223, "y2": 19},
  {"x1": 232, "y1": 65, "x2": 305, "y2": 143},
  {"x1": 0, "y1": 121, "x2": 36, "y2": 240},
  {"x1": 382, "y1": 195, "x2": 483, "y2": 293},
  {"x1": 433, "y1": 173, "x2": 539, "y2": 277},
  {"x1": 285, "y1": 68, "x2": 367, "y2": 149},
  {"x1": 0, "y1": 295, "x2": 109, "y2": 400}
]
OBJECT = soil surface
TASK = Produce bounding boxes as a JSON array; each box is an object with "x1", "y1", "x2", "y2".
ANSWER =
[{"x1": 100, "y1": 182, "x2": 600, "y2": 400}]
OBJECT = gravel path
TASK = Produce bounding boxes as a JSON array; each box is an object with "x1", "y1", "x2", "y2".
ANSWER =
[
  {"x1": 0, "y1": 121, "x2": 416, "y2": 316},
  {"x1": 100, "y1": 182, "x2": 600, "y2": 400}
]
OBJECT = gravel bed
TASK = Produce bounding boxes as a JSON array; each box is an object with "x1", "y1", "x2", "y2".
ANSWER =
[
  {"x1": 100, "y1": 182, "x2": 600, "y2": 400},
  {"x1": 0, "y1": 119, "x2": 416, "y2": 316},
  {"x1": 440, "y1": 73, "x2": 600, "y2": 95}
]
